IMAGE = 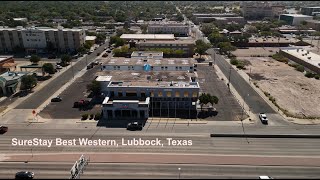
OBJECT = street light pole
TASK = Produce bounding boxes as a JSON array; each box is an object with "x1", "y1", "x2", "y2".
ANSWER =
[{"x1": 178, "y1": 168, "x2": 181, "y2": 179}]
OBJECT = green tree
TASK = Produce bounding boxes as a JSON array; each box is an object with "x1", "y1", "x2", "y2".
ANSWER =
[
  {"x1": 30, "y1": 55, "x2": 41, "y2": 64},
  {"x1": 84, "y1": 41, "x2": 94, "y2": 50},
  {"x1": 42, "y1": 63, "x2": 55, "y2": 75},
  {"x1": 110, "y1": 36, "x2": 125, "y2": 47},
  {"x1": 61, "y1": 54, "x2": 71, "y2": 66},
  {"x1": 217, "y1": 42, "x2": 236, "y2": 56},
  {"x1": 21, "y1": 75, "x2": 37, "y2": 90},
  {"x1": 195, "y1": 40, "x2": 211, "y2": 58},
  {"x1": 199, "y1": 93, "x2": 210, "y2": 111},
  {"x1": 87, "y1": 80, "x2": 101, "y2": 95},
  {"x1": 201, "y1": 23, "x2": 216, "y2": 37},
  {"x1": 96, "y1": 33, "x2": 106, "y2": 43}
]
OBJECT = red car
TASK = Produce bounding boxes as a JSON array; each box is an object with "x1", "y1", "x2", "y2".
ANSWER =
[{"x1": 0, "y1": 126, "x2": 8, "y2": 134}]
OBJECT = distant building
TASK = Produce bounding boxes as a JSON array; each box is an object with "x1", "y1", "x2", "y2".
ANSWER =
[
  {"x1": 85, "y1": 36, "x2": 97, "y2": 44},
  {"x1": 0, "y1": 56, "x2": 16, "y2": 73},
  {"x1": 305, "y1": 20, "x2": 320, "y2": 31},
  {"x1": 279, "y1": 14, "x2": 313, "y2": 26},
  {"x1": 301, "y1": 7, "x2": 320, "y2": 16},
  {"x1": 51, "y1": 18, "x2": 68, "y2": 24},
  {"x1": 0, "y1": 26, "x2": 86, "y2": 53},
  {"x1": 242, "y1": 2, "x2": 285, "y2": 20},
  {"x1": 148, "y1": 22, "x2": 190, "y2": 36},
  {"x1": 196, "y1": 16, "x2": 245, "y2": 24},
  {"x1": 134, "y1": 39, "x2": 195, "y2": 57},
  {"x1": 120, "y1": 34, "x2": 175, "y2": 41},
  {"x1": 13, "y1": 18, "x2": 28, "y2": 22}
]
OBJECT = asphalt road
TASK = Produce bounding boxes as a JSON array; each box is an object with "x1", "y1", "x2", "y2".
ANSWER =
[
  {"x1": 2, "y1": 125, "x2": 320, "y2": 156},
  {"x1": 1, "y1": 162, "x2": 319, "y2": 179},
  {"x1": 15, "y1": 42, "x2": 109, "y2": 110},
  {"x1": 196, "y1": 65, "x2": 244, "y2": 121}
]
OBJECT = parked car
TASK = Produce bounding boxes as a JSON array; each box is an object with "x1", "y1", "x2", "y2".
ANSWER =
[
  {"x1": 106, "y1": 49, "x2": 112, "y2": 53},
  {"x1": 88, "y1": 50, "x2": 94, "y2": 54},
  {"x1": 25, "y1": 55, "x2": 31, "y2": 59},
  {"x1": 56, "y1": 65, "x2": 63, "y2": 69},
  {"x1": 51, "y1": 97, "x2": 62, "y2": 102},
  {"x1": 72, "y1": 54, "x2": 79, "y2": 59},
  {"x1": 97, "y1": 52, "x2": 101, "y2": 56},
  {"x1": 15, "y1": 171, "x2": 34, "y2": 179},
  {"x1": 259, "y1": 113, "x2": 268, "y2": 124},
  {"x1": 0, "y1": 126, "x2": 8, "y2": 134},
  {"x1": 92, "y1": 61, "x2": 99, "y2": 65},
  {"x1": 127, "y1": 122, "x2": 143, "y2": 131},
  {"x1": 102, "y1": 53, "x2": 108, "y2": 57},
  {"x1": 73, "y1": 100, "x2": 90, "y2": 108},
  {"x1": 86, "y1": 63, "x2": 94, "y2": 70}
]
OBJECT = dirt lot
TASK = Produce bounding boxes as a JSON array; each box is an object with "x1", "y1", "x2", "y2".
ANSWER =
[
  {"x1": 239, "y1": 56, "x2": 320, "y2": 118},
  {"x1": 232, "y1": 47, "x2": 281, "y2": 57}
]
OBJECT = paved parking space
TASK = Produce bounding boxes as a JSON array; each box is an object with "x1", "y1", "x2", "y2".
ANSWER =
[
  {"x1": 39, "y1": 65, "x2": 102, "y2": 119},
  {"x1": 197, "y1": 65, "x2": 243, "y2": 121}
]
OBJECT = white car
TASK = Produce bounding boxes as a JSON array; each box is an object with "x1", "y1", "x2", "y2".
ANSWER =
[
  {"x1": 259, "y1": 113, "x2": 268, "y2": 124},
  {"x1": 259, "y1": 176, "x2": 273, "y2": 179},
  {"x1": 56, "y1": 65, "x2": 63, "y2": 69}
]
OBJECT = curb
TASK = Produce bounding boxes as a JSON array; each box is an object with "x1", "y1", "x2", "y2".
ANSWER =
[{"x1": 210, "y1": 134, "x2": 320, "y2": 138}]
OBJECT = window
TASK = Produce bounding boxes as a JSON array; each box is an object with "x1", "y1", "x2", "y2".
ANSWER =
[
  {"x1": 166, "y1": 91, "x2": 171, "y2": 97},
  {"x1": 175, "y1": 91, "x2": 180, "y2": 97},
  {"x1": 158, "y1": 91, "x2": 163, "y2": 97},
  {"x1": 184, "y1": 91, "x2": 189, "y2": 97},
  {"x1": 151, "y1": 91, "x2": 154, "y2": 97},
  {"x1": 192, "y1": 92, "x2": 198, "y2": 98}
]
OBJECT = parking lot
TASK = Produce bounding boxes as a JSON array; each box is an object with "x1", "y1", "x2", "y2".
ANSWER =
[
  {"x1": 197, "y1": 65, "x2": 244, "y2": 121},
  {"x1": 39, "y1": 62, "x2": 103, "y2": 119}
]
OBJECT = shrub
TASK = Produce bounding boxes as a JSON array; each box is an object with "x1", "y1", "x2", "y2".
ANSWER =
[
  {"x1": 315, "y1": 75, "x2": 320, "y2": 80},
  {"x1": 305, "y1": 71, "x2": 315, "y2": 78},
  {"x1": 89, "y1": 113, "x2": 94, "y2": 120},
  {"x1": 230, "y1": 58, "x2": 238, "y2": 65},
  {"x1": 295, "y1": 65, "x2": 305, "y2": 72},
  {"x1": 272, "y1": 53, "x2": 289, "y2": 63},
  {"x1": 81, "y1": 114, "x2": 88, "y2": 120},
  {"x1": 94, "y1": 112, "x2": 101, "y2": 120}
]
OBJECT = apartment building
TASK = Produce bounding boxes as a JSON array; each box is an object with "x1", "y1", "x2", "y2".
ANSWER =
[
  {"x1": 242, "y1": 2, "x2": 285, "y2": 20},
  {"x1": 147, "y1": 22, "x2": 190, "y2": 36},
  {"x1": 305, "y1": 20, "x2": 320, "y2": 31},
  {"x1": 0, "y1": 26, "x2": 86, "y2": 53}
]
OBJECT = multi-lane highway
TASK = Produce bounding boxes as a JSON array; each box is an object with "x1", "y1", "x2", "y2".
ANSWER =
[{"x1": 1, "y1": 162, "x2": 320, "y2": 179}]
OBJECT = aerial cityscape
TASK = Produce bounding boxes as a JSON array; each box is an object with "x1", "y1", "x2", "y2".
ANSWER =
[{"x1": 1, "y1": 1, "x2": 320, "y2": 179}]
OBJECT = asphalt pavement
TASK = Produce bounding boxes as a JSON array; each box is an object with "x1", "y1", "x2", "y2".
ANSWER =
[
  {"x1": 1, "y1": 162, "x2": 319, "y2": 179},
  {"x1": 15, "y1": 42, "x2": 109, "y2": 110}
]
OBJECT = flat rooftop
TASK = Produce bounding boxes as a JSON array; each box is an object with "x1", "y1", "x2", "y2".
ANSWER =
[
  {"x1": 0, "y1": 71, "x2": 28, "y2": 81},
  {"x1": 136, "y1": 39, "x2": 195, "y2": 45},
  {"x1": 0, "y1": 27, "x2": 83, "y2": 32},
  {"x1": 0, "y1": 56, "x2": 13, "y2": 62},
  {"x1": 103, "y1": 58, "x2": 196, "y2": 66},
  {"x1": 131, "y1": 51, "x2": 163, "y2": 58},
  {"x1": 96, "y1": 71, "x2": 198, "y2": 88},
  {"x1": 85, "y1": 36, "x2": 97, "y2": 41},
  {"x1": 281, "y1": 49, "x2": 320, "y2": 68},
  {"x1": 280, "y1": 14, "x2": 313, "y2": 18},
  {"x1": 120, "y1": 34, "x2": 175, "y2": 40}
]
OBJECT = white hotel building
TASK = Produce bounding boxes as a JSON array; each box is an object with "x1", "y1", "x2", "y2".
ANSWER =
[{"x1": 97, "y1": 52, "x2": 200, "y2": 120}]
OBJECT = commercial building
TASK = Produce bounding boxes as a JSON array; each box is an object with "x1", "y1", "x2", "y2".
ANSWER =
[
  {"x1": 301, "y1": 7, "x2": 320, "y2": 16},
  {"x1": 0, "y1": 71, "x2": 29, "y2": 96},
  {"x1": 85, "y1": 36, "x2": 97, "y2": 45},
  {"x1": 97, "y1": 71, "x2": 199, "y2": 120},
  {"x1": 195, "y1": 16, "x2": 245, "y2": 24},
  {"x1": 147, "y1": 22, "x2": 190, "y2": 36},
  {"x1": 132, "y1": 39, "x2": 195, "y2": 57},
  {"x1": 0, "y1": 26, "x2": 86, "y2": 53},
  {"x1": 0, "y1": 56, "x2": 16, "y2": 73},
  {"x1": 280, "y1": 48, "x2": 320, "y2": 75},
  {"x1": 120, "y1": 34, "x2": 175, "y2": 41},
  {"x1": 242, "y1": 2, "x2": 285, "y2": 20},
  {"x1": 193, "y1": 13, "x2": 238, "y2": 18},
  {"x1": 305, "y1": 20, "x2": 320, "y2": 31},
  {"x1": 279, "y1": 14, "x2": 313, "y2": 26}
]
